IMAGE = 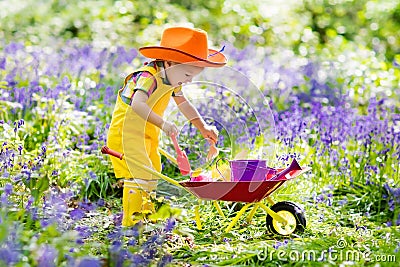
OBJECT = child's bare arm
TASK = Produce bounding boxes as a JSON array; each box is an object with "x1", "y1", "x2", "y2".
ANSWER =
[
  {"x1": 132, "y1": 90, "x2": 177, "y2": 136},
  {"x1": 173, "y1": 95, "x2": 218, "y2": 142}
]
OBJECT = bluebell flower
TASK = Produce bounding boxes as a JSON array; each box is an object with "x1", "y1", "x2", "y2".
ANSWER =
[
  {"x1": 97, "y1": 198, "x2": 105, "y2": 207},
  {"x1": 108, "y1": 228, "x2": 122, "y2": 240},
  {"x1": 77, "y1": 257, "x2": 102, "y2": 267},
  {"x1": 4, "y1": 42, "x2": 24, "y2": 54},
  {"x1": 0, "y1": 57, "x2": 5, "y2": 70},
  {"x1": 316, "y1": 194, "x2": 324, "y2": 203},
  {"x1": 74, "y1": 225, "x2": 92, "y2": 239},
  {"x1": 0, "y1": 247, "x2": 20, "y2": 265},
  {"x1": 70, "y1": 208, "x2": 86, "y2": 220},
  {"x1": 89, "y1": 171, "x2": 97, "y2": 180},
  {"x1": 4, "y1": 183, "x2": 13, "y2": 195},
  {"x1": 1, "y1": 193, "x2": 9, "y2": 207},
  {"x1": 132, "y1": 254, "x2": 150, "y2": 266},
  {"x1": 111, "y1": 240, "x2": 122, "y2": 250},
  {"x1": 37, "y1": 245, "x2": 58, "y2": 267},
  {"x1": 158, "y1": 254, "x2": 173, "y2": 267},
  {"x1": 223, "y1": 237, "x2": 231, "y2": 243},
  {"x1": 125, "y1": 238, "x2": 137, "y2": 248},
  {"x1": 164, "y1": 218, "x2": 176, "y2": 232},
  {"x1": 109, "y1": 248, "x2": 128, "y2": 267},
  {"x1": 40, "y1": 219, "x2": 52, "y2": 228},
  {"x1": 64, "y1": 254, "x2": 76, "y2": 266},
  {"x1": 79, "y1": 199, "x2": 96, "y2": 211},
  {"x1": 123, "y1": 226, "x2": 139, "y2": 238},
  {"x1": 388, "y1": 199, "x2": 395, "y2": 212},
  {"x1": 273, "y1": 242, "x2": 282, "y2": 249}
]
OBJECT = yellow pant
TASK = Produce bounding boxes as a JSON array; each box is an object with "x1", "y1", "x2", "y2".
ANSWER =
[{"x1": 122, "y1": 179, "x2": 157, "y2": 227}]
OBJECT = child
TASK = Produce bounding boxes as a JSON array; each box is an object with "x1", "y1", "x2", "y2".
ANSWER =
[{"x1": 106, "y1": 27, "x2": 227, "y2": 226}]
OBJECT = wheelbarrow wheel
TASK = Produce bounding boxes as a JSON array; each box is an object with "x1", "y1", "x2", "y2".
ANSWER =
[{"x1": 266, "y1": 201, "x2": 306, "y2": 236}]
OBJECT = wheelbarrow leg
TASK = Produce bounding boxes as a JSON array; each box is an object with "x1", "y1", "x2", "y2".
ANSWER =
[
  {"x1": 258, "y1": 202, "x2": 287, "y2": 224},
  {"x1": 213, "y1": 201, "x2": 225, "y2": 218},
  {"x1": 225, "y1": 203, "x2": 252, "y2": 233},
  {"x1": 246, "y1": 203, "x2": 260, "y2": 223},
  {"x1": 194, "y1": 201, "x2": 202, "y2": 230},
  {"x1": 266, "y1": 196, "x2": 275, "y2": 206}
]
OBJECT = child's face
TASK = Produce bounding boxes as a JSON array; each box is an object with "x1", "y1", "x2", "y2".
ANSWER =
[{"x1": 164, "y1": 62, "x2": 204, "y2": 87}]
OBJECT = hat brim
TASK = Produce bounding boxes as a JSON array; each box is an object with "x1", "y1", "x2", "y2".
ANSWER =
[{"x1": 139, "y1": 46, "x2": 227, "y2": 68}]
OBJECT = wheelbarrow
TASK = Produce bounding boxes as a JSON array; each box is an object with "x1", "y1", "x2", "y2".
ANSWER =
[{"x1": 101, "y1": 145, "x2": 310, "y2": 236}]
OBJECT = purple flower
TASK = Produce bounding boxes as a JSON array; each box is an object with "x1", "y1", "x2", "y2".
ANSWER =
[
  {"x1": 0, "y1": 57, "x2": 5, "y2": 70},
  {"x1": 74, "y1": 225, "x2": 92, "y2": 239},
  {"x1": 77, "y1": 257, "x2": 102, "y2": 267},
  {"x1": 89, "y1": 171, "x2": 97, "y2": 180},
  {"x1": 97, "y1": 198, "x2": 105, "y2": 207},
  {"x1": 394, "y1": 242, "x2": 400, "y2": 253},
  {"x1": 1, "y1": 194, "x2": 9, "y2": 206},
  {"x1": 111, "y1": 240, "x2": 122, "y2": 250},
  {"x1": 25, "y1": 196, "x2": 34, "y2": 210},
  {"x1": 273, "y1": 242, "x2": 282, "y2": 249},
  {"x1": 158, "y1": 254, "x2": 173, "y2": 267},
  {"x1": 164, "y1": 218, "x2": 176, "y2": 232},
  {"x1": 132, "y1": 254, "x2": 149, "y2": 266},
  {"x1": 394, "y1": 58, "x2": 400, "y2": 68},
  {"x1": 0, "y1": 248, "x2": 20, "y2": 265},
  {"x1": 108, "y1": 228, "x2": 123, "y2": 239},
  {"x1": 40, "y1": 219, "x2": 52, "y2": 228},
  {"x1": 123, "y1": 226, "x2": 139, "y2": 238},
  {"x1": 79, "y1": 199, "x2": 96, "y2": 211},
  {"x1": 127, "y1": 239, "x2": 137, "y2": 246},
  {"x1": 37, "y1": 245, "x2": 58, "y2": 267},
  {"x1": 223, "y1": 237, "x2": 231, "y2": 243},
  {"x1": 316, "y1": 194, "x2": 325, "y2": 203},
  {"x1": 4, "y1": 183, "x2": 13, "y2": 195},
  {"x1": 4, "y1": 42, "x2": 24, "y2": 54},
  {"x1": 113, "y1": 213, "x2": 123, "y2": 226},
  {"x1": 70, "y1": 208, "x2": 86, "y2": 220}
]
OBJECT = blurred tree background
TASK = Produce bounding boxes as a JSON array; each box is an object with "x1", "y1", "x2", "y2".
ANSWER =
[{"x1": 1, "y1": 0, "x2": 399, "y2": 61}]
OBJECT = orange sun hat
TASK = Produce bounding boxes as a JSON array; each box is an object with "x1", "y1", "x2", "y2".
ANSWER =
[{"x1": 139, "y1": 27, "x2": 227, "y2": 68}]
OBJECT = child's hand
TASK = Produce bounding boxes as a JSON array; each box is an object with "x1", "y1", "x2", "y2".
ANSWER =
[
  {"x1": 200, "y1": 125, "x2": 219, "y2": 144},
  {"x1": 161, "y1": 121, "x2": 178, "y2": 137}
]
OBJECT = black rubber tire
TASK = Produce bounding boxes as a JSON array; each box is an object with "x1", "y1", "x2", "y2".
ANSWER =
[{"x1": 266, "y1": 201, "x2": 306, "y2": 235}]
